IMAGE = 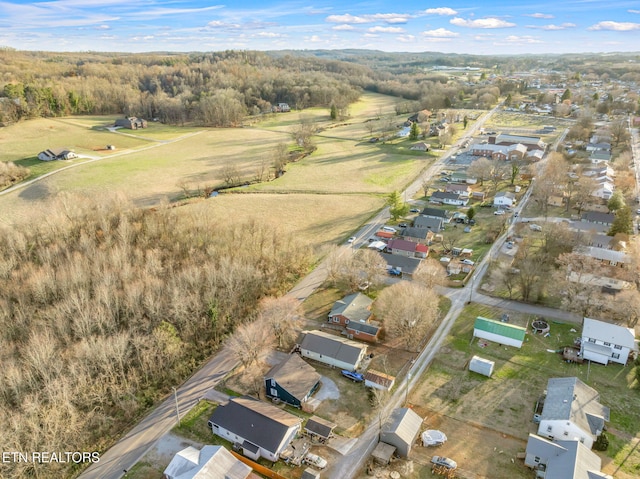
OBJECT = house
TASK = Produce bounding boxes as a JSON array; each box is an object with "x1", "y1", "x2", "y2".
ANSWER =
[
  {"x1": 493, "y1": 191, "x2": 516, "y2": 207},
  {"x1": 591, "y1": 183, "x2": 614, "y2": 201},
  {"x1": 430, "y1": 191, "x2": 468, "y2": 206},
  {"x1": 468, "y1": 356, "x2": 494, "y2": 377},
  {"x1": 298, "y1": 330, "x2": 368, "y2": 371},
  {"x1": 364, "y1": 370, "x2": 396, "y2": 391},
  {"x1": 472, "y1": 191, "x2": 486, "y2": 201},
  {"x1": 304, "y1": 416, "x2": 336, "y2": 443},
  {"x1": 575, "y1": 246, "x2": 628, "y2": 267},
  {"x1": 473, "y1": 316, "x2": 526, "y2": 348},
  {"x1": 208, "y1": 396, "x2": 302, "y2": 461},
  {"x1": 379, "y1": 252, "x2": 421, "y2": 277},
  {"x1": 491, "y1": 133, "x2": 546, "y2": 151},
  {"x1": 537, "y1": 377, "x2": 609, "y2": 449},
  {"x1": 264, "y1": 354, "x2": 321, "y2": 408},
  {"x1": 413, "y1": 216, "x2": 444, "y2": 233},
  {"x1": 580, "y1": 317, "x2": 636, "y2": 365},
  {"x1": 450, "y1": 171, "x2": 477, "y2": 184},
  {"x1": 581, "y1": 212, "x2": 615, "y2": 226},
  {"x1": 589, "y1": 150, "x2": 611, "y2": 164},
  {"x1": 386, "y1": 239, "x2": 429, "y2": 259},
  {"x1": 380, "y1": 408, "x2": 423, "y2": 458},
  {"x1": 163, "y1": 445, "x2": 252, "y2": 479},
  {"x1": 401, "y1": 226, "x2": 434, "y2": 245},
  {"x1": 586, "y1": 142, "x2": 611, "y2": 152},
  {"x1": 445, "y1": 183, "x2": 472, "y2": 198},
  {"x1": 470, "y1": 144, "x2": 508, "y2": 160},
  {"x1": 524, "y1": 434, "x2": 612, "y2": 479},
  {"x1": 375, "y1": 230, "x2": 395, "y2": 241},
  {"x1": 410, "y1": 142, "x2": 430, "y2": 151},
  {"x1": 114, "y1": 116, "x2": 147, "y2": 129},
  {"x1": 328, "y1": 293, "x2": 373, "y2": 326},
  {"x1": 274, "y1": 103, "x2": 291, "y2": 112},
  {"x1": 420, "y1": 207, "x2": 450, "y2": 222},
  {"x1": 37, "y1": 148, "x2": 77, "y2": 161},
  {"x1": 345, "y1": 320, "x2": 382, "y2": 343},
  {"x1": 526, "y1": 149, "x2": 545, "y2": 162}
]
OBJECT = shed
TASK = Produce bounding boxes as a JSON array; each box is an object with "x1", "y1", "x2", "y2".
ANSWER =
[
  {"x1": 364, "y1": 370, "x2": 396, "y2": 391},
  {"x1": 304, "y1": 416, "x2": 336, "y2": 442},
  {"x1": 473, "y1": 316, "x2": 526, "y2": 348},
  {"x1": 371, "y1": 442, "x2": 396, "y2": 465},
  {"x1": 301, "y1": 468, "x2": 321, "y2": 479},
  {"x1": 469, "y1": 355, "x2": 495, "y2": 377},
  {"x1": 380, "y1": 408, "x2": 423, "y2": 458}
]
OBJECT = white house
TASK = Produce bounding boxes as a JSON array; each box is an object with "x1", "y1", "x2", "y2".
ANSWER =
[
  {"x1": 430, "y1": 191, "x2": 468, "y2": 206},
  {"x1": 493, "y1": 191, "x2": 516, "y2": 207},
  {"x1": 298, "y1": 330, "x2": 368, "y2": 371},
  {"x1": 163, "y1": 445, "x2": 251, "y2": 479},
  {"x1": 537, "y1": 377, "x2": 609, "y2": 450},
  {"x1": 581, "y1": 317, "x2": 636, "y2": 365},
  {"x1": 208, "y1": 396, "x2": 302, "y2": 462},
  {"x1": 524, "y1": 434, "x2": 611, "y2": 479}
]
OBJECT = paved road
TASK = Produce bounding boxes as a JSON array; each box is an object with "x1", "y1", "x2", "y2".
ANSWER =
[{"x1": 77, "y1": 346, "x2": 238, "y2": 479}]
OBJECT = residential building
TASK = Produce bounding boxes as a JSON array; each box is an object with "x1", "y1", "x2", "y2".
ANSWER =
[
  {"x1": 430, "y1": 191, "x2": 468, "y2": 206},
  {"x1": 524, "y1": 434, "x2": 612, "y2": 479},
  {"x1": 386, "y1": 239, "x2": 429, "y2": 259},
  {"x1": 493, "y1": 191, "x2": 516, "y2": 207},
  {"x1": 581, "y1": 212, "x2": 614, "y2": 226},
  {"x1": 490, "y1": 133, "x2": 546, "y2": 151},
  {"x1": 328, "y1": 293, "x2": 373, "y2": 326},
  {"x1": 420, "y1": 207, "x2": 450, "y2": 222},
  {"x1": 380, "y1": 408, "x2": 423, "y2": 458},
  {"x1": 413, "y1": 216, "x2": 444, "y2": 232},
  {"x1": 575, "y1": 246, "x2": 628, "y2": 267},
  {"x1": 364, "y1": 370, "x2": 396, "y2": 391},
  {"x1": 208, "y1": 396, "x2": 302, "y2": 461},
  {"x1": 304, "y1": 416, "x2": 336, "y2": 443},
  {"x1": 115, "y1": 116, "x2": 147, "y2": 129},
  {"x1": 163, "y1": 445, "x2": 252, "y2": 479},
  {"x1": 401, "y1": 226, "x2": 434, "y2": 245},
  {"x1": 298, "y1": 330, "x2": 368, "y2": 371},
  {"x1": 37, "y1": 148, "x2": 77, "y2": 161},
  {"x1": 537, "y1": 377, "x2": 609, "y2": 449},
  {"x1": 379, "y1": 253, "x2": 421, "y2": 277},
  {"x1": 264, "y1": 354, "x2": 321, "y2": 408},
  {"x1": 581, "y1": 317, "x2": 636, "y2": 365},
  {"x1": 445, "y1": 183, "x2": 472, "y2": 198}
]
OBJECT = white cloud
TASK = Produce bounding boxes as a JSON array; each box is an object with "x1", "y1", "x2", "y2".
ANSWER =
[
  {"x1": 526, "y1": 13, "x2": 554, "y2": 19},
  {"x1": 502, "y1": 35, "x2": 543, "y2": 44},
  {"x1": 207, "y1": 20, "x2": 241, "y2": 29},
  {"x1": 308, "y1": 35, "x2": 322, "y2": 42},
  {"x1": 588, "y1": 21, "x2": 640, "y2": 31},
  {"x1": 396, "y1": 35, "x2": 416, "y2": 43},
  {"x1": 326, "y1": 14, "x2": 368, "y2": 24},
  {"x1": 256, "y1": 32, "x2": 282, "y2": 38},
  {"x1": 95, "y1": 24, "x2": 110, "y2": 30},
  {"x1": 368, "y1": 26, "x2": 405, "y2": 34},
  {"x1": 450, "y1": 17, "x2": 516, "y2": 29},
  {"x1": 629, "y1": 9, "x2": 640, "y2": 14},
  {"x1": 332, "y1": 24, "x2": 355, "y2": 31},
  {"x1": 424, "y1": 7, "x2": 458, "y2": 16},
  {"x1": 527, "y1": 23, "x2": 576, "y2": 31},
  {"x1": 363, "y1": 33, "x2": 379, "y2": 38},
  {"x1": 422, "y1": 28, "x2": 459, "y2": 38}
]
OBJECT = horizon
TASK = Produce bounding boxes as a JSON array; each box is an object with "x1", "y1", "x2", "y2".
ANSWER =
[{"x1": 1, "y1": 1, "x2": 639, "y2": 55}]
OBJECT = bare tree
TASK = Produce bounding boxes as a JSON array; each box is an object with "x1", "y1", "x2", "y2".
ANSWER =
[
  {"x1": 413, "y1": 258, "x2": 446, "y2": 289},
  {"x1": 221, "y1": 164, "x2": 241, "y2": 186},
  {"x1": 291, "y1": 117, "x2": 317, "y2": 150},
  {"x1": 374, "y1": 282, "x2": 439, "y2": 351},
  {"x1": 467, "y1": 157, "x2": 492, "y2": 186},
  {"x1": 227, "y1": 320, "x2": 276, "y2": 369},
  {"x1": 258, "y1": 296, "x2": 304, "y2": 350},
  {"x1": 272, "y1": 142, "x2": 289, "y2": 178}
]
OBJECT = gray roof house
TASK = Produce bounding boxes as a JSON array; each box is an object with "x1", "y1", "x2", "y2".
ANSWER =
[
  {"x1": 37, "y1": 148, "x2": 77, "y2": 161},
  {"x1": 524, "y1": 434, "x2": 611, "y2": 479},
  {"x1": 379, "y1": 252, "x2": 422, "y2": 277},
  {"x1": 264, "y1": 354, "x2": 321, "y2": 408},
  {"x1": 380, "y1": 408, "x2": 423, "y2": 458},
  {"x1": 413, "y1": 215, "x2": 444, "y2": 232},
  {"x1": 114, "y1": 116, "x2": 147, "y2": 129},
  {"x1": 537, "y1": 377, "x2": 610, "y2": 450},
  {"x1": 420, "y1": 207, "x2": 450, "y2": 222},
  {"x1": 208, "y1": 396, "x2": 302, "y2": 462},
  {"x1": 298, "y1": 330, "x2": 368, "y2": 371},
  {"x1": 163, "y1": 445, "x2": 251, "y2": 479},
  {"x1": 328, "y1": 293, "x2": 373, "y2": 325},
  {"x1": 582, "y1": 212, "x2": 615, "y2": 226},
  {"x1": 581, "y1": 317, "x2": 636, "y2": 366},
  {"x1": 401, "y1": 226, "x2": 434, "y2": 244}
]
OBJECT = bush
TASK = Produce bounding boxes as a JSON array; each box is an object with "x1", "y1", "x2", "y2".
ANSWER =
[{"x1": 594, "y1": 432, "x2": 609, "y2": 451}]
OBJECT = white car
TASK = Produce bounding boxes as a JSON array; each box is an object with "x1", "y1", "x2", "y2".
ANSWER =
[
  {"x1": 303, "y1": 453, "x2": 327, "y2": 469},
  {"x1": 347, "y1": 236, "x2": 356, "y2": 243},
  {"x1": 381, "y1": 226, "x2": 397, "y2": 233},
  {"x1": 460, "y1": 259, "x2": 475, "y2": 265},
  {"x1": 493, "y1": 210, "x2": 506, "y2": 215}
]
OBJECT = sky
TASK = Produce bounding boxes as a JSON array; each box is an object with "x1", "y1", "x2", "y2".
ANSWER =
[{"x1": 0, "y1": 0, "x2": 639, "y2": 54}]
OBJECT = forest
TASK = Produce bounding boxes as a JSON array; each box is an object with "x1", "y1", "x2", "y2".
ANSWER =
[{"x1": 0, "y1": 194, "x2": 312, "y2": 478}]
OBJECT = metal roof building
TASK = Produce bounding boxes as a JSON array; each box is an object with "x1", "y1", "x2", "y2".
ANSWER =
[
  {"x1": 473, "y1": 316, "x2": 527, "y2": 348},
  {"x1": 380, "y1": 408, "x2": 423, "y2": 457}
]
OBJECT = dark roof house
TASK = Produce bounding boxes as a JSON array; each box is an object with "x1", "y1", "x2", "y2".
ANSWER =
[
  {"x1": 328, "y1": 293, "x2": 373, "y2": 325},
  {"x1": 298, "y1": 330, "x2": 368, "y2": 371},
  {"x1": 115, "y1": 116, "x2": 147, "y2": 129}
]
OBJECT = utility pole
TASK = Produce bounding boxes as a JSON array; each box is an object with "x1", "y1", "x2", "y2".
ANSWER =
[
  {"x1": 405, "y1": 372, "x2": 412, "y2": 406},
  {"x1": 172, "y1": 387, "x2": 181, "y2": 426}
]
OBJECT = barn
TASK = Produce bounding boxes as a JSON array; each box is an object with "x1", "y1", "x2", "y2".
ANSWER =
[{"x1": 473, "y1": 316, "x2": 526, "y2": 348}]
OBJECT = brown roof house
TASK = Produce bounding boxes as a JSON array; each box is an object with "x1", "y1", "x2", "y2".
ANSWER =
[{"x1": 264, "y1": 354, "x2": 321, "y2": 409}]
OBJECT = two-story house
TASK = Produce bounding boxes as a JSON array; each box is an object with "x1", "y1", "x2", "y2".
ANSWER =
[{"x1": 581, "y1": 317, "x2": 636, "y2": 365}]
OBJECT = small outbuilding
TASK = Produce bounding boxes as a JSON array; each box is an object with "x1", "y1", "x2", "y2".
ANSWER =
[
  {"x1": 380, "y1": 407, "x2": 423, "y2": 458},
  {"x1": 304, "y1": 416, "x2": 337, "y2": 443},
  {"x1": 473, "y1": 316, "x2": 526, "y2": 349},
  {"x1": 301, "y1": 467, "x2": 321, "y2": 479},
  {"x1": 371, "y1": 442, "x2": 396, "y2": 465},
  {"x1": 364, "y1": 370, "x2": 396, "y2": 391},
  {"x1": 468, "y1": 355, "x2": 495, "y2": 377}
]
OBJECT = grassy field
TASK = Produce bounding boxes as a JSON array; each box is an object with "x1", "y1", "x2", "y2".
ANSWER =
[{"x1": 409, "y1": 303, "x2": 640, "y2": 478}]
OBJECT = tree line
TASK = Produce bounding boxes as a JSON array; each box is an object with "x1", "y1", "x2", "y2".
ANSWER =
[{"x1": 0, "y1": 194, "x2": 312, "y2": 478}]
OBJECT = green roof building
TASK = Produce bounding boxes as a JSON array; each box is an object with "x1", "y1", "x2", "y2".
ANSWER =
[{"x1": 473, "y1": 316, "x2": 526, "y2": 348}]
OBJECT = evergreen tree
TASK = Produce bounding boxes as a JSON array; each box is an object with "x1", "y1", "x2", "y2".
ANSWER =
[
  {"x1": 386, "y1": 191, "x2": 409, "y2": 220},
  {"x1": 608, "y1": 206, "x2": 633, "y2": 236},
  {"x1": 409, "y1": 121, "x2": 420, "y2": 140}
]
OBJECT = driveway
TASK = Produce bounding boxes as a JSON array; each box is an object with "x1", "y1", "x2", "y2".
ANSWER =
[{"x1": 315, "y1": 376, "x2": 340, "y2": 401}]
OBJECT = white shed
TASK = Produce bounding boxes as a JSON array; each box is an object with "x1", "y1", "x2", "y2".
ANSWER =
[{"x1": 469, "y1": 355, "x2": 494, "y2": 377}]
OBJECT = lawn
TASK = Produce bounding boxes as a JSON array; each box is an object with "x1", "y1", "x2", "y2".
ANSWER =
[{"x1": 410, "y1": 303, "x2": 640, "y2": 478}]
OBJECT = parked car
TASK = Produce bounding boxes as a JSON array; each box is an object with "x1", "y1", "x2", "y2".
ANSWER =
[
  {"x1": 382, "y1": 226, "x2": 397, "y2": 233},
  {"x1": 410, "y1": 208, "x2": 420, "y2": 213},
  {"x1": 303, "y1": 453, "x2": 327, "y2": 469},
  {"x1": 506, "y1": 241, "x2": 514, "y2": 249},
  {"x1": 460, "y1": 259, "x2": 475, "y2": 265},
  {"x1": 398, "y1": 223, "x2": 408, "y2": 228},
  {"x1": 431, "y1": 456, "x2": 457, "y2": 470},
  {"x1": 347, "y1": 236, "x2": 356, "y2": 243},
  {"x1": 341, "y1": 370, "x2": 364, "y2": 382},
  {"x1": 389, "y1": 268, "x2": 402, "y2": 276},
  {"x1": 493, "y1": 210, "x2": 505, "y2": 215}
]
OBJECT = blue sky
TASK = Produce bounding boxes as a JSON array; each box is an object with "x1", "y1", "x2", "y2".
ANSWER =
[{"x1": 1, "y1": 0, "x2": 639, "y2": 54}]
